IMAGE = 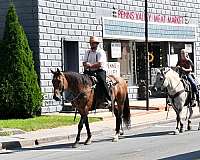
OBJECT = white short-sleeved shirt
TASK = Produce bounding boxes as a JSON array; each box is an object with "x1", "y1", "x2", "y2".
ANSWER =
[{"x1": 83, "y1": 47, "x2": 107, "y2": 71}]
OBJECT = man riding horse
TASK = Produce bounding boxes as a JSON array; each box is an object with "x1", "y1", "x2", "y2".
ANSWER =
[
  {"x1": 83, "y1": 36, "x2": 111, "y2": 108},
  {"x1": 176, "y1": 49, "x2": 199, "y2": 106}
]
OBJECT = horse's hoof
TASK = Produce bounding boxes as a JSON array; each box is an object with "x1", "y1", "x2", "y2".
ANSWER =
[
  {"x1": 174, "y1": 129, "x2": 179, "y2": 135},
  {"x1": 120, "y1": 131, "x2": 124, "y2": 136},
  {"x1": 72, "y1": 142, "x2": 79, "y2": 148},
  {"x1": 84, "y1": 138, "x2": 92, "y2": 145},
  {"x1": 187, "y1": 125, "x2": 192, "y2": 131},
  {"x1": 112, "y1": 137, "x2": 118, "y2": 142},
  {"x1": 198, "y1": 124, "x2": 200, "y2": 130},
  {"x1": 180, "y1": 129, "x2": 184, "y2": 133},
  {"x1": 112, "y1": 135, "x2": 119, "y2": 142}
]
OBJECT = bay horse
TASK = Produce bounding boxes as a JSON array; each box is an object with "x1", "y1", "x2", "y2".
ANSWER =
[
  {"x1": 51, "y1": 68, "x2": 131, "y2": 147},
  {"x1": 154, "y1": 67, "x2": 200, "y2": 134}
]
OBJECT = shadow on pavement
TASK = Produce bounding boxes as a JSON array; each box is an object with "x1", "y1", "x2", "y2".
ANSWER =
[
  {"x1": 158, "y1": 150, "x2": 200, "y2": 160},
  {"x1": 0, "y1": 143, "x2": 74, "y2": 154},
  {"x1": 122, "y1": 131, "x2": 174, "y2": 139}
]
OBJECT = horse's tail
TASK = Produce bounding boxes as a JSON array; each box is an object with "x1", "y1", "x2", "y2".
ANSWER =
[{"x1": 123, "y1": 93, "x2": 131, "y2": 128}]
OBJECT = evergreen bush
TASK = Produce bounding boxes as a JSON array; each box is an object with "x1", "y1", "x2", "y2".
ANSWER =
[{"x1": 0, "y1": 3, "x2": 43, "y2": 119}]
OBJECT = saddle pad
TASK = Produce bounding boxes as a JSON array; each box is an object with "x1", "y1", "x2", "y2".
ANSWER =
[{"x1": 106, "y1": 76, "x2": 118, "y2": 87}]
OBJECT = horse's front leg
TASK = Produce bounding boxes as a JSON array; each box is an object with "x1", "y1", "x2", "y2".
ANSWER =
[
  {"x1": 174, "y1": 109, "x2": 183, "y2": 135},
  {"x1": 72, "y1": 116, "x2": 84, "y2": 148},
  {"x1": 176, "y1": 109, "x2": 183, "y2": 133},
  {"x1": 179, "y1": 111, "x2": 184, "y2": 133},
  {"x1": 84, "y1": 115, "x2": 92, "y2": 145}
]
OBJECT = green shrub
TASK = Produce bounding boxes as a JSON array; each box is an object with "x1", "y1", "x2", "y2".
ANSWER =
[{"x1": 0, "y1": 3, "x2": 43, "y2": 119}]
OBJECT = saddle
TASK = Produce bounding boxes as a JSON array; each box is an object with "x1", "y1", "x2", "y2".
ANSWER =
[
  {"x1": 87, "y1": 75, "x2": 118, "y2": 89},
  {"x1": 180, "y1": 74, "x2": 200, "y2": 107},
  {"x1": 180, "y1": 75, "x2": 190, "y2": 92}
]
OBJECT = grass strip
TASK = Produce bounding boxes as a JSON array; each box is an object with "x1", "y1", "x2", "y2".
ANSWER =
[{"x1": 0, "y1": 115, "x2": 101, "y2": 132}]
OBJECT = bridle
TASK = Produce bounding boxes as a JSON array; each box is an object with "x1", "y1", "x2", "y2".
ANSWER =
[{"x1": 52, "y1": 72, "x2": 65, "y2": 96}]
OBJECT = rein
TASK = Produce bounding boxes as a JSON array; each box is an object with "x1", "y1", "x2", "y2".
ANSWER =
[{"x1": 168, "y1": 89, "x2": 185, "y2": 99}]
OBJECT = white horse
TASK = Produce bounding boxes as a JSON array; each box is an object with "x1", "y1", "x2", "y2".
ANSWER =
[{"x1": 155, "y1": 67, "x2": 200, "y2": 134}]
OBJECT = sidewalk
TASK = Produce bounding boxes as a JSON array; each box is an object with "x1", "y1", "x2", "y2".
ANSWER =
[{"x1": 0, "y1": 98, "x2": 199, "y2": 150}]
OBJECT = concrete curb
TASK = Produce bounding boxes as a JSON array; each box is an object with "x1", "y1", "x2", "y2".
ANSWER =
[{"x1": 0, "y1": 130, "x2": 106, "y2": 150}]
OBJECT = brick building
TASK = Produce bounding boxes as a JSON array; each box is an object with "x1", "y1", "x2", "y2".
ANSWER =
[{"x1": 0, "y1": 0, "x2": 200, "y2": 112}]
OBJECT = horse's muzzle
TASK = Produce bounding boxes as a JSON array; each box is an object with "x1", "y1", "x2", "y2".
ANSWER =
[{"x1": 53, "y1": 95, "x2": 61, "y2": 101}]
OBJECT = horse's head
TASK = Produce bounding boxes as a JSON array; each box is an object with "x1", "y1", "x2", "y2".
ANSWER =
[
  {"x1": 153, "y1": 68, "x2": 170, "y2": 91},
  {"x1": 51, "y1": 68, "x2": 68, "y2": 101}
]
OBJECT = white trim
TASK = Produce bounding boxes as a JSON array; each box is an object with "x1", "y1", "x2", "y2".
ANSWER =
[
  {"x1": 103, "y1": 34, "x2": 196, "y2": 42},
  {"x1": 103, "y1": 16, "x2": 197, "y2": 27}
]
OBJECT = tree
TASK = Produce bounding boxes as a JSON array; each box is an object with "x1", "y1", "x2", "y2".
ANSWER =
[{"x1": 0, "y1": 3, "x2": 43, "y2": 118}]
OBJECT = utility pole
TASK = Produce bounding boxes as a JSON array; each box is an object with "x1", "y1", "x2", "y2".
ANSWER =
[{"x1": 145, "y1": 0, "x2": 149, "y2": 111}]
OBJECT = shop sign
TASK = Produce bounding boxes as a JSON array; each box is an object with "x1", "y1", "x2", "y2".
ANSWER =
[
  {"x1": 106, "y1": 62, "x2": 120, "y2": 77},
  {"x1": 111, "y1": 42, "x2": 121, "y2": 58},
  {"x1": 168, "y1": 54, "x2": 178, "y2": 67},
  {"x1": 185, "y1": 44, "x2": 192, "y2": 53},
  {"x1": 117, "y1": 9, "x2": 184, "y2": 24},
  {"x1": 103, "y1": 17, "x2": 196, "y2": 42}
]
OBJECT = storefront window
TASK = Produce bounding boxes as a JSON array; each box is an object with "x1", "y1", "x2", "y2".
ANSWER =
[
  {"x1": 169, "y1": 42, "x2": 194, "y2": 64},
  {"x1": 103, "y1": 40, "x2": 136, "y2": 86}
]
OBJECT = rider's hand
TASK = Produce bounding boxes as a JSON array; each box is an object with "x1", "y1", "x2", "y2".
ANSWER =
[{"x1": 86, "y1": 63, "x2": 91, "y2": 69}]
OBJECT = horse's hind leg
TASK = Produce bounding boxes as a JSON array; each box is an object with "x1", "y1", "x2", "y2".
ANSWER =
[
  {"x1": 112, "y1": 108, "x2": 122, "y2": 142},
  {"x1": 174, "y1": 111, "x2": 182, "y2": 134},
  {"x1": 120, "y1": 123, "x2": 124, "y2": 135},
  {"x1": 196, "y1": 93, "x2": 200, "y2": 107},
  {"x1": 72, "y1": 116, "x2": 84, "y2": 148},
  {"x1": 198, "y1": 122, "x2": 200, "y2": 130},
  {"x1": 84, "y1": 116, "x2": 92, "y2": 145},
  {"x1": 187, "y1": 107, "x2": 193, "y2": 131},
  {"x1": 174, "y1": 115, "x2": 180, "y2": 135}
]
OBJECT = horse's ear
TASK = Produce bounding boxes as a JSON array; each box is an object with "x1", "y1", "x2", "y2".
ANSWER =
[
  {"x1": 160, "y1": 68, "x2": 165, "y2": 75},
  {"x1": 51, "y1": 70, "x2": 55, "y2": 74},
  {"x1": 57, "y1": 68, "x2": 60, "y2": 73}
]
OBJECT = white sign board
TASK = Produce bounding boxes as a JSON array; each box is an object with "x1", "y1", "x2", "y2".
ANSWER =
[
  {"x1": 185, "y1": 44, "x2": 192, "y2": 53},
  {"x1": 111, "y1": 42, "x2": 121, "y2": 58},
  {"x1": 167, "y1": 54, "x2": 178, "y2": 67},
  {"x1": 106, "y1": 62, "x2": 120, "y2": 77}
]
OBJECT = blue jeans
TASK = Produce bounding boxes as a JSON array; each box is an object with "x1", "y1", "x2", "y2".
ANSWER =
[{"x1": 187, "y1": 74, "x2": 198, "y2": 93}]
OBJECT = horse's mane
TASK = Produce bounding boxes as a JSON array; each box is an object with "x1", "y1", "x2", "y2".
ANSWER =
[
  {"x1": 63, "y1": 72, "x2": 92, "y2": 87},
  {"x1": 166, "y1": 68, "x2": 180, "y2": 79},
  {"x1": 165, "y1": 68, "x2": 182, "y2": 89}
]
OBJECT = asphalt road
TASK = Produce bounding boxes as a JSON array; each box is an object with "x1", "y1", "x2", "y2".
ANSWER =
[{"x1": 1, "y1": 118, "x2": 200, "y2": 160}]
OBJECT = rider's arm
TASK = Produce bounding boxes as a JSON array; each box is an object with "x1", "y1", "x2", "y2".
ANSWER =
[
  {"x1": 83, "y1": 51, "x2": 91, "y2": 70},
  {"x1": 181, "y1": 65, "x2": 192, "y2": 73},
  {"x1": 83, "y1": 61, "x2": 91, "y2": 69},
  {"x1": 89, "y1": 62, "x2": 102, "y2": 69}
]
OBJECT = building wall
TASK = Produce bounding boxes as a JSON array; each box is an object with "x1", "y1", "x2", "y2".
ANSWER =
[{"x1": 1, "y1": 0, "x2": 200, "y2": 112}]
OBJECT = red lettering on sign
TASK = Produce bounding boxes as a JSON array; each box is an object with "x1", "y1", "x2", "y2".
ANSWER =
[{"x1": 117, "y1": 10, "x2": 184, "y2": 24}]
